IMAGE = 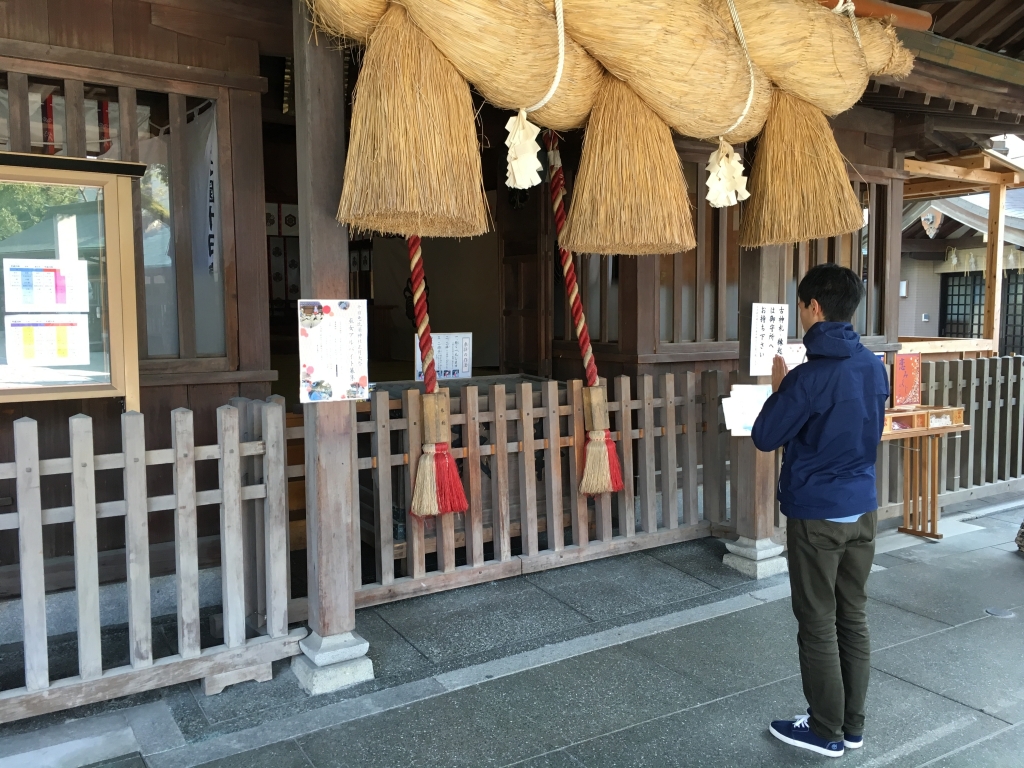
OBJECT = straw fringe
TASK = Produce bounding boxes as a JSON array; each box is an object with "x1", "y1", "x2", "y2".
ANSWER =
[
  {"x1": 336, "y1": 4, "x2": 489, "y2": 238},
  {"x1": 402, "y1": 0, "x2": 602, "y2": 130},
  {"x1": 555, "y1": 0, "x2": 770, "y2": 143},
  {"x1": 739, "y1": 89, "x2": 863, "y2": 248},
  {"x1": 561, "y1": 75, "x2": 695, "y2": 256},
  {"x1": 579, "y1": 430, "x2": 624, "y2": 496},
  {"x1": 309, "y1": 0, "x2": 387, "y2": 43},
  {"x1": 860, "y1": 17, "x2": 915, "y2": 79}
]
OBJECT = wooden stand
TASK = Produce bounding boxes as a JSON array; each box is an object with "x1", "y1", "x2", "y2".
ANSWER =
[{"x1": 882, "y1": 405, "x2": 970, "y2": 540}]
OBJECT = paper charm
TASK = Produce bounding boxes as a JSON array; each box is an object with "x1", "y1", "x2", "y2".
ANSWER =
[
  {"x1": 505, "y1": 109, "x2": 544, "y2": 190},
  {"x1": 705, "y1": 139, "x2": 750, "y2": 208}
]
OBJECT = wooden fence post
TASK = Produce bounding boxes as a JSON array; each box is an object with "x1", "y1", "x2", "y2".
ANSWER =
[
  {"x1": 517, "y1": 383, "x2": 540, "y2": 554},
  {"x1": 262, "y1": 399, "x2": 290, "y2": 639},
  {"x1": 218, "y1": 405, "x2": 246, "y2": 649},
  {"x1": 660, "y1": 374, "x2": 679, "y2": 530},
  {"x1": 371, "y1": 390, "x2": 394, "y2": 584},
  {"x1": 461, "y1": 386, "x2": 485, "y2": 565},
  {"x1": 70, "y1": 415, "x2": 102, "y2": 681},
  {"x1": 680, "y1": 371, "x2": 699, "y2": 527},
  {"x1": 14, "y1": 418, "x2": 47, "y2": 691},
  {"x1": 542, "y1": 380, "x2": 565, "y2": 550},
  {"x1": 122, "y1": 411, "x2": 152, "y2": 669},
  {"x1": 615, "y1": 376, "x2": 635, "y2": 538},
  {"x1": 171, "y1": 408, "x2": 200, "y2": 659},
  {"x1": 566, "y1": 379, "x2": 589, "y2": 547},
  {"x1": 490, "y1": 384, "x2": 512, "y2": 560},
  {"x1": 637, "y1": 375, "x2": 657, "y2": 534},
  {"x1": 701, "y1": 370, "x2": 727, "y2": 526}
]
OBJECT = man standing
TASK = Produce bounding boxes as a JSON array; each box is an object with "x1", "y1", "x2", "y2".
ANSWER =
[{"x1": 752, "y1": 264, "x2": 890, "y2": 758}]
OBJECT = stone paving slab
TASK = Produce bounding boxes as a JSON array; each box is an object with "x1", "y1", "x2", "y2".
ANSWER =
[
  {"x1": 872, "y1": 612, "x2": 1024, "y2": 725},
  {"x1": 926, "y1": 723, "x2": 1024, "y2": 768}
]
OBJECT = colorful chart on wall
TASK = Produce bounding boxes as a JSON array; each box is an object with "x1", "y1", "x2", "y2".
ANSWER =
[
  {"x1": 414, "y1": 332, "x2": 472, "y2": 381},
  {"x1": 750, "y1": 303, "x2": 788, "y2": 377},
  {"x1": 3, "y1": 259, "x2": 90, "y2": 314},
  {"x1": 298, "y1": 299, "x2": 369, "y2": 403},
  {"x1": 893, "y1": 353, "x2": 922, "y2": 406},
  {"x1": 4, "y1": 314, "x2": 90, "y2": 366}
]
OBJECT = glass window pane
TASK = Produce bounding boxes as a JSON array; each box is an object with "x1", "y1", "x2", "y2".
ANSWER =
[
  {"x1": 28, "y1": 78, "x2": 67, "y2": 156},
  {"x1": 186, "y1": 99, "x2": 225, "y2": 357},
  {"x1": 0, "y1": 181, "x2": 111, "y2": 387},
  {"x1": 84, "y1": 84, "x2": 121, "y2": 160},
  {"x1": 137, "y1": 91, "x2": 179, "y2": 358},
  {"x1": 0, "y1": 74, "x2": 9, "y2": 151}
]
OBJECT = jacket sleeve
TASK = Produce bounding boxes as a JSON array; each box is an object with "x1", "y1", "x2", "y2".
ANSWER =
[{"x1": 751, "y1": 376, "x2": 810, "y2": 452}]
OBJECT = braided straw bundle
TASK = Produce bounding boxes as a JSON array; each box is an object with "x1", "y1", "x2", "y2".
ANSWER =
[
  {"x1": 402, "y1": 0, "x2": 603, "y2": 130},
  {"x1": 555, "y1": 0, "x2": 770, "y2": 143},
  {"x1": 739, "y1": 89, "x2": 863, "y2": 247},
  {"x1": 308, "y1": 0, "x2": 386, "y2": 43},
  {"x1": 337, "y1": 4, "x2": 489, "y2": 238},
  {"x1": 561, "y1": 75, "x2": 695, "y2": 256},
  {"x1": 860, "y1": 17, "x2": 915, "y2": 78},
  {"x1": 709, "y1": 0, "x2": 867, "y2": 116}
]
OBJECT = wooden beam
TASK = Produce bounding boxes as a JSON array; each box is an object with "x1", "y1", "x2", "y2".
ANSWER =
[
  {"x1": 903, "y1": 179, "x2": 991, "y2": 199},
  {"x1": 7, "y1": 72, "x2": 30, "y2": 153},
  {"x1": 904, "y1": 158, "x2": 1015, "y2": 185},
  {"x1": 984, "y1": 184, "x2": 1007, "y2": 347},
  {"x1": 292, "y1": 0, "x2": 358, "y2": 641},
  {"x1": 899, "y1": 29, "x2": 1024, "y2": 88},
  {"x1": 903, "y1": 236, "x2": 985, "y2": 253}
]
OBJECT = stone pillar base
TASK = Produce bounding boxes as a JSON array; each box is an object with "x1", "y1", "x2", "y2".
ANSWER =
[
  {"x1": 293, "y1": 631, "x2": 374, "y2": 695},
  {"x1": 723, "y1": 536, "x2": 788, "y2": 579},
  {"x1": 292, "y1": 654, "x2": 374, "y2": 695}
]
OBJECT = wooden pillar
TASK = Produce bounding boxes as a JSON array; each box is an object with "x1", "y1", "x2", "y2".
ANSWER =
[
  {"x1": 984, "y1": 183, "x2": 1006, "y2": 354},
  {"x1": 290, "y1": 0, "x2": 373, "y2": 691},
  {"x1": 724, "y1": 245, "x2": 788, "y2": 578}
]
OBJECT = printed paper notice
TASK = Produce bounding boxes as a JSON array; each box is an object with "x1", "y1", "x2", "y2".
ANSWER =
[
  {"x1": 298, "y1": 300, "x2": 369, "y2": 403},
  {"x1": 415, "y1": 332, "x2": 472, "y2": 381},
  {"x1": 3, "y1": 259, "x2": 89, "y2": 313},
  {"x1": 721, "y1": 384, "x2": 773, "y2": 437},
  {"x1": 782, "y1": 343, "x2": 807, "y2": 369},
  {"x1": 750, "y1": 303, "x2": 788, "y2": 377},
  {"x1": 5, "y1": 314, "x2": 90, "y2": 366}
]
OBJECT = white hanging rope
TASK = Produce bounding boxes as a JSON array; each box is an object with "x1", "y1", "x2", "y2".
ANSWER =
[
  {"x1": 528, "y1": 0, "x2": 565, "y2": 113},
  {"x1": 506, "y1": 0, "x2": 565, "y2": 189},
  {"x1": 706, "y1": 0, "x2": 754, "y2": 208},
  {"x1": 722, "y1": 0, "x2": 755, "y2": 138},
  {"x1": 832, "y1": 0, "x2": 862, "y2": 47}
]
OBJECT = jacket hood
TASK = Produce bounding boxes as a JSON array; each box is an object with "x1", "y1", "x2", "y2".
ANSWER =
[{"x1": 803, "y1": 321, "x2": 861, "y2": 359}]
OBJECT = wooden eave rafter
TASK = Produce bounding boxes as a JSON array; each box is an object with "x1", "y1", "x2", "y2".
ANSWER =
[{"x1": 903, "y1": 152, "x2": 1024, "y2": 200}]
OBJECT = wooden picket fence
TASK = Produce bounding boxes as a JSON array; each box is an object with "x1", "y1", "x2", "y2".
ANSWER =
[
  {"x1": 285, "y1": 373, "x2": 735, "y2": 613},
  {"x1": 283, "y1": 358, "x2": 1024, "y2": 612},
  {"x1": 875, "y1": 356, "x2": 1024, "y2": 513},
  {"x1": 0, "y1": 397, "x2": 304, "y2": 723}
]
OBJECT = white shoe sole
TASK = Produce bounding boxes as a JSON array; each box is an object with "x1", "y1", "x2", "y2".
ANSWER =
[
  {"x1": 769, "y1": 725, "x2": 845, "y2": 758},
  {"x1": 845, "y1": 739, "x2": 864, "y2": 749}
]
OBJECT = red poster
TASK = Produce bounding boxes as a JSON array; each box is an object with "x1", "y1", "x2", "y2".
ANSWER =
[{"x1": 893, "y1": 353, "x2": 922, "y2": 407}]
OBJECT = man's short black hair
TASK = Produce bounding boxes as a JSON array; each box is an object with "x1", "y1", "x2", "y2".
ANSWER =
[{"x1": 797, "y1": 264, "x2": 864, "y2": 323}]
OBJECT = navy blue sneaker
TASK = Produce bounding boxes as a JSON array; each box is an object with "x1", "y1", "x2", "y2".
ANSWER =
[
  {"x1": 769, "y1": 714, "x2": 845, "y2": 757},
  {"x1": 804, "y1": 708, "x2": 865, "y2": 749}
]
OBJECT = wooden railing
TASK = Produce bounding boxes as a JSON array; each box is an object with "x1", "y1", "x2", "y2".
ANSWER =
[
  {"x1": 876, "y1": 356, "x2": 1024, "y2": 515},
  {"x1": 0, "y1": 398, "x2": 304, "y2": 724},
  {"x1": 285, "y1": 373, "x2": 737, "y2": 612}
]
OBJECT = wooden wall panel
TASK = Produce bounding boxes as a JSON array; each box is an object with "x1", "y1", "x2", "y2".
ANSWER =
[
  {"x1": 112, "y1": 0, "x2": 179, "y2": 64},
  {"x1": 0, "y1": 0, "x2": 50, "y2": 44},
  {"x1": 151, "y1": 5, "x2": 290, "y2": 57},
  {"x1": 48, "y1": 0, "x2": 115, "y2": 54},
  {"x1": 175, "y1": 34, "x2": 228, "y2": 71},
  {"x1": 230, "y1": 89, "x2": 271, "y2": 377}
]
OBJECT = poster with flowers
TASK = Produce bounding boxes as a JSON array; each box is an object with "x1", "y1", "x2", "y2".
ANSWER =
[{"x1": 298, "y1": 299, "x2": 369, "y2": 403}]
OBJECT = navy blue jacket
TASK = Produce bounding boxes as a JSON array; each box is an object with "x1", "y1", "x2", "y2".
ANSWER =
[{"x1": 751, "y1": 322, "x2": 889, "y2": 520}]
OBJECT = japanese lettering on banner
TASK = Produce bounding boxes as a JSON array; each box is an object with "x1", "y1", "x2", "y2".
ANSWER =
[
  {"x1": 750, "y1": 303, "x2": 789, "y2": 377},
  {"x1": 298, "y1": 300, "x2": 369, "y2": 403},
  {"x1": 415, "y1": 333, "x2": 472, "y2": 381}
]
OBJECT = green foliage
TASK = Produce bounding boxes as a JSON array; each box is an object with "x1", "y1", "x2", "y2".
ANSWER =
[{"x1": 0, "y1": 183, "x2": 81, "y2": 242}]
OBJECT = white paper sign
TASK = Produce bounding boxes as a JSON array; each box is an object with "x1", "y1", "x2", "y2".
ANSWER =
[
  {"x1": 5, "y1": 314, "x2": 90, "y2": 366},
  {"x1": 3, "y1": 259, "x2": 89, "y2": 313},
  {"x1": 298, "y1": 299, "x2": 369, "y2": 403},
  {"x1": 750, "y1": 303, "x2": 788, "y2": 377},
  {"x1": 721, "y1": 384, "x2": 773, "y2": 437},
  {"x1": 415, "y1": 332, "x2": 472, "y2": 381}
]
